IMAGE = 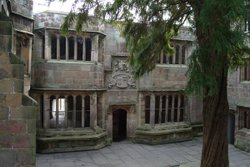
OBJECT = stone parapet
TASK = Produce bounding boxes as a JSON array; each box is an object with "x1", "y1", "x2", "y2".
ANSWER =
[
  {"x1": 235, "y1": 128, "x2": 250, "y2": 153},
  {"x1": 134, "y1": 122, "x2": 193, "y2": 144},
  {"x1": 37, "y1": 127, "x2": 108, "y2": 153}
]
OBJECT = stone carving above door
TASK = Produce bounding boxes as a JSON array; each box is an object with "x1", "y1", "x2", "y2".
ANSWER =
[{"x1": 108, "y1": 60, "x2": 136, "y2": 89}]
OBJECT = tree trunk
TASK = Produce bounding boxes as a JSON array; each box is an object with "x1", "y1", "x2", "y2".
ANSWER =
[{"x1": 201, "y1": 63, "x2": 229, "y2": 167}]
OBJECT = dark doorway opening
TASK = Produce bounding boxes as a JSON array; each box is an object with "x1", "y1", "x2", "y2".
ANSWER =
[
  {"x1": 227, "y1": 112, "x2": 235, "y2": 144},
  {"x1": 113, "y1": 109, "x2": 127, "y2": 141}
]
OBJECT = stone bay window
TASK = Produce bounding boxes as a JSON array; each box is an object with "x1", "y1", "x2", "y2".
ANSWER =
[
  {"x1": 158, "y1": 44, "x2": 186, "y2": 65},
  {"x1": 39, "y1": 93, "x2": 97, "y2": 129},
  {"x1": 135, "y1": 92, "x2": 192, "y2": 144},
  {"x1": 144, "y1": 93, "x2": 185, "y2": 125},
  {"x1": 239, "y1": 107, "x2": 250, "y2": 129},
  {"x1": 241, "y1": 65, "x2": 250, "y2": 81},
  {"x1": 46, "y1": 31, "x2": 93, "y2": 61}
]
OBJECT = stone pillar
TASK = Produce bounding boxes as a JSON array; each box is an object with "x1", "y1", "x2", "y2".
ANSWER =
[
  {"x1": 65, "y1": 95, "x2": 68, "y2": 128},
  {"x1": 138, "y1": 93, "x2": 143, "y2": 126},
  {"x1": 150, "y1": 93, "x2": 155, "y2": 127},
  {"x1": 82, "y1": 37, "x2": 86, "y2": 61},
  {"x1": 66, "y1": 36, "x2": 69, "y2": 60},
  {"x1": 92, "y1": 35, "x2": 99, "y2": 62},
  {"x1": 82, "y1": 95, "x2": 85, "y2": 127},
  {"x1": 44, "y1": 30, "x2": 50, "y2": 60},
  {"x1": 159, "y1": 95, "x2": 162, "y2": 123},
  {"x1": 165, "y1": 95, "x2": 169, "y2": 122},
  {"x1": 44, "y1": 93, "x2": 50, "y2": 129},
  {"x1": 171, "y1": 94, "x2": 175, "y2": 122},
  {"x1": 73, "y1": 95, "x2": 76, "y2": 127},
  {"x1": 90, "y1": 92, "x2": 97, "y2": 129},
  {"x1": 28, "y1": 37, "x2": 32, "y2": 74},
  {"x1": 56, "y1": 96, "x2": 59, "y2": 128},
  {"x1": 177, "y1": 94, "x2": 181, "y2": 122},
  {"x1": 56, "y1": 35, "x2": 60, "y2": 60},
  {"x1": 74, "y1": 36, "x2": 77, "y2": 60}
]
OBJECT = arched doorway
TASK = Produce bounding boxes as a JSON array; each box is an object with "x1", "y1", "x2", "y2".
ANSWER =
[{"x1": 113, "y1": 109, "x2": 127, "y2": 141}]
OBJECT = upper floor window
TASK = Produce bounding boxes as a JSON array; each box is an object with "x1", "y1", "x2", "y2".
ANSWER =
[
  {"x1": 244, "y1": 0, "x2": 250, "y2": 32},
  {"x1": 49, "y1": 34, "x2": 92, "y2": 61},
  {"x1": 239, "y1": 107, "x2": 250, "y2": 129},
  {"x1": 241, "y1": 66, "x2": 250, "y2": 81},
  {"x1": 158, "y1": 44, "x2": 186, "y2": 65}
]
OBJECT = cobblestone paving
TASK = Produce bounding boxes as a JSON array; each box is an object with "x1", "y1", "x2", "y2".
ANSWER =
[{"x1": 37, "y1": 138, "x2": 250, "y2": 167}]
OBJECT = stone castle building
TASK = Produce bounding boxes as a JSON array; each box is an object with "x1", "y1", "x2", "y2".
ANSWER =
[
  {"x1": 0, "y1": 1, "x2": 250, "y2": 165},
  {"x1": 30, "y1": 11, "x2": 203, "y2": 153}
]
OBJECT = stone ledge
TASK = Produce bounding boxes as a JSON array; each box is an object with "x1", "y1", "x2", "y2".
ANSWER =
[
  {"x1": 134, "y1": 123, "x2": 193, "y2": 144},
  {"x1": 37, "y1": 128, "x2": 108, "y2": 153},
  {"x1": 235, "y1": 128, "x2": 250, "y2": 153}
]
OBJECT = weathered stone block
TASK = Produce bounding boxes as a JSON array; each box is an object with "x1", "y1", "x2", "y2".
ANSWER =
[
  {"x1": 12, "y1": 106, "x2": 37, "y2": 120},
  {"x1": 27, "y1": 119, "x2": 36, "y2": 134},
  {"x1": 0, "y1": 106, "x2": 9, "y2": 120},
  {"x1": 235, "y1": 129, "x2": 250, "y2": 153},
  {"x1": 6, "y1": 94, "x2": 22, "y2": 107},
  {"x1": 0, "y1": 79, "x2": 14, "y2": 93},
  {"x1": 0, "y1": 35, "x2": 12, "y2": 52},
  {"x1": 16, "y1": 148, "x2": 36, "y2": 166},
  {"x1": 0, "y1": 150, "x2": 16, "y2": 167},
  {"x1": 0, "y1": 120, "x2": 26, "y2": 134},
  {"x1": 0, "y1": 68, "x2": 9, "y2": 79}
]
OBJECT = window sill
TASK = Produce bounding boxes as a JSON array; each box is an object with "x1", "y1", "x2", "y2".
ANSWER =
[
  {"x1": 156, "y1": 64, "x2": 188, "y2": 68},
  {"x1": 47, "y1": 59, "x2": 95, "y2": 65},
  {"x1": 240, "y1": 81, "x2": 250, "y2": 84}
]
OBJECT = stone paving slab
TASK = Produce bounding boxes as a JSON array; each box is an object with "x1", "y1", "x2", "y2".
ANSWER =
[{"x1": 36, "y1": 138, "x2": 250, "y2": 167}]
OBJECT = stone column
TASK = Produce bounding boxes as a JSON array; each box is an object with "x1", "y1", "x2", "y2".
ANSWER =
[
  {"x1": 82, "y1": 37, "x2": 86, "y2": 61},
  {"x1": 138, "y1": 93, "x2": 143, "y2": 126},
  {"x1": 150, "y1": 93, "x2": 155, "y2": 127},
  {"x1": 66, "y1": 36, "x2": 69, "y2": 60},
  {"x1": 165, "y1": 95, "x2": 169, "y2": 122},
  {"x1": 44, "y1": 30, "x2": 50, "y2": 60},
  {"x1": 65, "y1": 95, "x2": 68, "y2": 128},
  {"x1": 56, "y1": 96, "x2": 59, "y2": 128},
  {"x1": 56, "y1": 35, "x2": 60, "y2": 60},
  {"x1": 28, "y1": 37, "x2": 32, "y2": 74},
  {"x1": 177, "y1": 94, "x2": 181, "y2": 122},
  {"x1": 82, "y1": 95, "x2": 85, "y2": 128},
  {"x1": 11, "y1": 30, "x2": 16, "y2": 54},
  {"x1": 73, "y1": 95, "x2": 76, "y2": 127},
  {"x1": 90, "y1": 92, "x2": 97, "y2": 129},
  {"x1": 43, "y1": 93, "x2": 50, "y2": 129},
  {"x1": 171, "y1": 94, "x2": 175, "y2": 122},
  {"x1": 159, "y1": 95, "x2": 162, "y2": 123},
  {"x1": 74, "y1": 36, "x2": 77, "y2": 60}
]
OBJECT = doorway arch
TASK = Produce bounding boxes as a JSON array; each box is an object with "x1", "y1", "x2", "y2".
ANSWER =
[{"x1": 113, "y1": 109, "x2": 127, "y2": 141}]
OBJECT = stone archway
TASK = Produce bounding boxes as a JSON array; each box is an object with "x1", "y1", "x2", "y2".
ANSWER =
[{"x1": 112, "y1": 109, "x2": 127, "y2": 141}]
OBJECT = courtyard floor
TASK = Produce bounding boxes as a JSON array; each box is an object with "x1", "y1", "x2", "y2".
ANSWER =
[{"x1": 36, "y1": 138, "x2": 250, "y2": 167}]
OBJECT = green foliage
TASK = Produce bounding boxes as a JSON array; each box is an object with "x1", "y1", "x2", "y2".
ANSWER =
[{"x1": 185, "y1": 0, "x2": 250, "y2": 96}]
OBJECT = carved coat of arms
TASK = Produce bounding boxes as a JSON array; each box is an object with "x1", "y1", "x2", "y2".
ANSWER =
[{"x1": 108, "y1": 60, "x2": 136, "y2": 89}]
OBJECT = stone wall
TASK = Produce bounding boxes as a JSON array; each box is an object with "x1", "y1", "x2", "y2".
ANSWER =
[
  {"x1": 31, "y1": 62, "x2": 105, "y2": 89},
  {"x1": 0, "y1": 13, "x2": 37, "y2": 167}
]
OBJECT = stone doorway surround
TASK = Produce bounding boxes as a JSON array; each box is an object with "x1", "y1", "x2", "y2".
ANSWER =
[{"x1": 107, "y1": 104, "x2": 136, "y2": 141}]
